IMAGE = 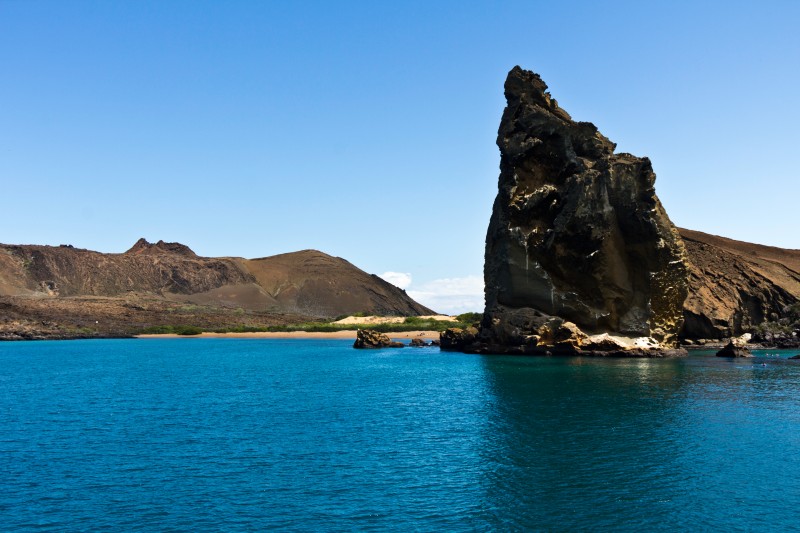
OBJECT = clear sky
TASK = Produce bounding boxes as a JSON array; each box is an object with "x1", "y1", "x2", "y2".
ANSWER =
[{"x1": 1, "y1": 1, "x2": 798, "y2": 314}]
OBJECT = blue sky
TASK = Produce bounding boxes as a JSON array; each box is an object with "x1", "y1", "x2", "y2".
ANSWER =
[{"x1": 1, "y1": 1, "x2": 798, "y2": 313}]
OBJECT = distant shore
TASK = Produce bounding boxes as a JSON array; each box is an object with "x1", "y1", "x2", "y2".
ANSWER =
[{"x1": 136, "y1": 330, "x2": 441, "y2": 340}]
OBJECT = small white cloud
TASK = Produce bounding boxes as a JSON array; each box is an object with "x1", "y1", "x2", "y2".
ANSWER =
[
  {"x1": 380, "y1": 271, "x2": 412, "y2": 290},
  {"x1": 408, "y1": 275, "x2": 484, "y2": 315}
]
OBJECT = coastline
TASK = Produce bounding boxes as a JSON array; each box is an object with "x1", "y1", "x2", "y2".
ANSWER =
[{"x1": 135, "y1": 330, "x2": 441, "y2": 340}]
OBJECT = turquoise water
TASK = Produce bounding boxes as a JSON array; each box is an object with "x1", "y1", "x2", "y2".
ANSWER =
[{"x1": 2, "y1": 339, "x2": 800, "y2": 531}]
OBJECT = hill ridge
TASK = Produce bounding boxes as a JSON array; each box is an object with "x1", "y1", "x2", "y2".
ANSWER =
[{"x1": 0, "y1": 241, "x2": 434, "y2": 339}]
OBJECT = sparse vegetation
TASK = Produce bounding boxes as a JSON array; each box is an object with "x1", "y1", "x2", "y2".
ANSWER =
[
  {"x1": 175, "y1": 304, "x2": 202, "y2": 313},
  {"x1": 64, "y1": 326, "x2": 97, "y2": 337},
  {"x1": 135, "y1": 313, "x2": 485, "y2": 336},
  {"x1": 213, "y1": 324, "x2": 278, "y2": 333},
  {"x1": 402, "y1": 316, "x2": 465, "y2": 330},
  {"x1": 456, "y1": 312, "x2": 483, "y2": 325},
  {"x1": 139, "y1": 325, "x2": 204, "y2": 335},
  {"x1": 749, "y1": 302, "x2": 800, "y2": 345},
  {"x1": 788, "y1": 302, "x2": 800, "y2": 323}
]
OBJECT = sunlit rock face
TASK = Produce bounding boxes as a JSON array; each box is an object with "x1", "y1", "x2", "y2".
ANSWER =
[{"x1": 480, "y1": 66, "x2": 688, "y2": 351}]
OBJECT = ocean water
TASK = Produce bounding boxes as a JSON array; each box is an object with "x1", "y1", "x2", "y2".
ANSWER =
[{"x1": 2, "y1": 339, "x2": 800, "y2": 531}]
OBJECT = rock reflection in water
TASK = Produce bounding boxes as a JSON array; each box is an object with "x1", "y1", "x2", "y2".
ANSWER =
[{"x1": 476, "y1": 353, "x2": 800, "y2": 530}]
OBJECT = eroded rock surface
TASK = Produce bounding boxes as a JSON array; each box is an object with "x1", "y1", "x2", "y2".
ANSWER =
[
  {"x1": 715, "y1": 334, "x2": 753, "y2": 358},
  {"x1": 478, "y1": 66, "x2": 689, "y2": 354},
  {"x1": 680, "y1": 229, "x2": 800, "y2": 339},
  {"x1": 353, "y1": 329, "x2": 404, "y2": 349},
  {"x1": 440, "y1": 327, "x2": 479, "y2": 351}
]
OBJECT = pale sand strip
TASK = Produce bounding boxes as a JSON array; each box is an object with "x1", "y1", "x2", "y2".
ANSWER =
[
  {"x1": 136, "y1": 330, "x2": 441, "y2": 340},
  {"x1": 332, "y1": 315, "x2": 456, "y2": 325}
]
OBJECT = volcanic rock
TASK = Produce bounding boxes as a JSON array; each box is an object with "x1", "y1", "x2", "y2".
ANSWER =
[
  {"x1": 582, "y1": 333, "x2": 630, "y2": 352},
  {"x1": 776, "y1": 337, "x2": 800, "y2": 349},
  {"x1": 409, "y1": 337, "x2": 428, "y2": 347},
  {"x1": 126, "y1": 238, "x2": 198, "y2": 257},
  {"x1": 440, "y1": 327, "x2": 478, "y2": 351},
  {"x1": 680, "y1": 229, "x2": 800, "y2": 339},
  {"x1": 353, "y1": 329, "x2": 404, "y2": 349},
  {"x1": 715, "y1": 334, "x2": 753, "y2": 358},
  {"x1": 478, "y1": 66, "x2": 688, "y2": 354}
]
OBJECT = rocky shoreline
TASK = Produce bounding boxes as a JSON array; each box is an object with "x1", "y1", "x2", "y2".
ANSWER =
[
  {"x1": 2, "y1": 323, "x2": 795, "y2": 361},
  {"x1": 0, "y1": 295, "x2": 312, "y2": 341},
  {"x1": 0, "y1": 330, "x2": 129, "y2": 341}
]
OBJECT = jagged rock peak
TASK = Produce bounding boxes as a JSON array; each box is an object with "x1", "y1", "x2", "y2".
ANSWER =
[
  {"x1": 125, "y1": 238, "x2": 197, "y2": 257},
  {"x1": 477, "y1": 66, "x2": 689, "y2": 353},
  {"x1": 504, "y1": 66, "x2": 574, "y2": 123}
]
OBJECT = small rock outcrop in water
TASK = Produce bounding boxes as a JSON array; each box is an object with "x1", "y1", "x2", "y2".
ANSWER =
[
  {"x1": 715, "y1": 334, "x2": 753, "y2": 358},
  {"x1": 472, "y1": 66, "x2": 689, "y2": 355},
  {"x1": 440, "y1": 327, "x2": 479, "y2": 351},
  {"x1": 353, "y1": 329, "x2": 404, "y2": 349}
]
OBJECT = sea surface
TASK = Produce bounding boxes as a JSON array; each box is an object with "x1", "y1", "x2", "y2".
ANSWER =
[{"x1": 2, "y1": 339, "x2": 800, "y2": 531}]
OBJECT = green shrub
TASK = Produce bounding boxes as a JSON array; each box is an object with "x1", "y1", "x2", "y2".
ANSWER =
[
  {"x1": 138, "y1": 324, "x2": 204, "y2": 335},
  {"x1": 456, "y1": 312, "x2": 483, "y2": 324},
  {"x1": 752, "y1": 320, "x2": 791, "y2": 341},
  {"x1": 138, "y1": 315, "x2": 484, "y2": 336},
  {"x1": 139, "y1": 325, "x2": 177, "y2": 334},
  {"x1": 214, "y1": 324, "x2": 270, "y2": 333},
  {"x1": 786, "y1": 302, "x2": 800, "y2": 324},
  {"x1": 175, "y1": 325, "x2": 203, "y2": 336}
]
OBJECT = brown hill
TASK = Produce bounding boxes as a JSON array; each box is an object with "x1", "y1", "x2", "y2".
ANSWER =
[
  {"x1": 0, "y1": 242, "x2": 252, "y2": 297},
  {"x1": 241, "y1": 250, "x2": 432, "y2": 317},
  {"x1": 679, "y1": 228, "x2": 800, "y2": 339},
  {"x1": 0, "y1": 240, "x2": 434, "y2": 339}
]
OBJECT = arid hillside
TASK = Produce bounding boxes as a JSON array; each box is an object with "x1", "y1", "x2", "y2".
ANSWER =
[
  {"x1": 0, "y1": 239, "x2": 434, "y2": 339},
  {"x1": 240, "y1": 250, "x2": 432, "y2": 317},
  {"x1": 679, "y1": 228, "x2": 800, "y2": 339}
]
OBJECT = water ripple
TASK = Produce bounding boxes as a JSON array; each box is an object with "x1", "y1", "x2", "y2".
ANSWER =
[{"x1": 2, "y1": 341, "x2": 800, "y2": 531}]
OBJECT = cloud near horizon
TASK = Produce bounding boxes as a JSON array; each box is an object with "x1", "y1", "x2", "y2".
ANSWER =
[
  {"x1": 407, "y1": 275, "x2": 484, "y2": 315},
  {"x1": 379, "y1": 271, "x2": 413, "y2": 290},
  {"x1": 380, "y1": 271, "x2": 484, "y2": 315}
]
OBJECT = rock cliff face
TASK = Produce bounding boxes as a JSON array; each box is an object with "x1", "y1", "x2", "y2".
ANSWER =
[
  {"x1": 679, "y1": 229, "x2": 800, "y2": 339},
  {"x1": 478, "y1": 67, "x2": 688, "y2": 353}
]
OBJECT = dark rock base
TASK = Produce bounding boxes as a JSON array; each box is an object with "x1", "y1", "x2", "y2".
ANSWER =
[
  {"x1": 457, "y1": 343, "x2": 687, "y2": 358},
  {"x1": 353, "y1": 329, "x2": 404, "y2": 349}
]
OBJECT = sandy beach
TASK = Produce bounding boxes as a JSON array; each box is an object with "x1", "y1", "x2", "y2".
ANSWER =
[
  {"x1": 331, "y1": 315, "x2": 455, "y2": 325},
  {"x1": 136, "y1": 330, "x2": 442, "y2": 340}
]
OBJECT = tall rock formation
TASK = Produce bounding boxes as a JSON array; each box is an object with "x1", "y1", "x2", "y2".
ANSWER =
[{"x1": 477, "y1": 66, "x2": 688, "y2": 353}]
